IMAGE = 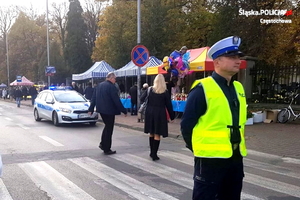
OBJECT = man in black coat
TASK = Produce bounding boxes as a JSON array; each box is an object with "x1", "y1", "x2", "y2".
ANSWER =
[
  {"x1": 88, "y1": 72, "x2": 127, "y2": 155},
  {"x1": 84, "y1": 82, "x2": 94, "y2": 100},
  {"x1": 129, "y1": 82, "x2": 138, "y2": 115},
  {"x1": 28, "y1": 86, "x2": 38, "y2": 106}
]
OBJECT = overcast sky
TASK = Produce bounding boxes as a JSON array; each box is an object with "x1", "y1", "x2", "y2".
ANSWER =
[
  {"x1": 1, "y1": 0, "x2": 87, "y2": 11},
  {"x1": 2, "y1": 0, "x2": 64, "y2": 8}
]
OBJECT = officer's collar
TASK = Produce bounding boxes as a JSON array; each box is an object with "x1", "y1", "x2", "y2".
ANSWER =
[{"x1": 212, "y1": 72, "x2": 234, "y2": 86}]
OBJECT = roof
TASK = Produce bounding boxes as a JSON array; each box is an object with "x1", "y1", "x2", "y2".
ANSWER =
[
  {"x1": 10, "y1": 76, "x2": 34, "y2": 86},
  {"x1": 114, "y1": 56, "x2": 162, "y2": 77},
  {"x1": 72, "y1": 61, "x2": 115, "y2": 80}
]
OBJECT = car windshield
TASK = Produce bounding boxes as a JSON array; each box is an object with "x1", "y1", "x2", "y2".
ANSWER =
[{"x1": 54, "y1": 92, "x2": 87, "y2": 103}]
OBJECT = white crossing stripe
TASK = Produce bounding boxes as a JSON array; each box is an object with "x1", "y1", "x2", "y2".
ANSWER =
[
  {"x1": 19, "y1": 161, "x2": 95, "y2": 200},
  {"x1": 39, "y1": 136, "x2": 64, "y2": 146},
  {"x1": 244, "y1": 173, "x2": 300, "y2": 198},
  {"x1": 247, "y1": 149, "x2": 282, "y2": 159},
  {"x1": 115, "y1": 153, "x2": 263, "y2": 200},
  {"x1": 4, "y1": 117, "x2": 12, "y2": 121},
  {"x1": 17, "y1": 124, "x2": 30, "y2": 130},
  {"x1": 0, "y1": 179, "x2": 13, "y2": 200},
  {"x1": 159, "y1": 151, "x2": 193, "y2": 164},
  {"x1": 160, "y1": 151, "x2": 300, "y2": 199},
  {"x1": 69, "y1": 157, "x2": 178, "y2": 200},
  {"x1": 114, "y1": 154, "x2": 194, "y2": 188},
  {"x1": 244, "y1": 158, "x2": 300, "y2": 179},
  {"x1": 160, "y1": 151, "x2": 300, "y2": 179},
  {"x1": 158, "y1": 152, "x2": 265, "y2": 200},
  {"x1": 282, "y1": 157, "x2": 300, "y2": 165}
]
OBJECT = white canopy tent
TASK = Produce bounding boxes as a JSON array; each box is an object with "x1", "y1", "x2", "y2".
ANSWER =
[
  {"x1": 114, "y1": 56, "x2": 162, "y2": 77},
  {"x1": 72, "y1": 61, "x2": 115, "y2": 81}
]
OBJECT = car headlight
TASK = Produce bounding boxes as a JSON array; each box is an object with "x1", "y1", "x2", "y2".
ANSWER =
[{"x1": 59, "y1": 107, "x2": 72, "y2": 113}]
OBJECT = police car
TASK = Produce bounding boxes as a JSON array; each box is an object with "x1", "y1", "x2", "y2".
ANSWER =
[{"x1": 33, "y1": 87, "x2": 98, "y2": 126}]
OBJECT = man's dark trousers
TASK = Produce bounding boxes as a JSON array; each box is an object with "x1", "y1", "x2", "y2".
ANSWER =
[
  {"x1": 131, "y1": 102, "x2": 137, "y2": 115},
  {"x1": 193, "y1": 152, "x2": 244, "y2": 200},
  {"x1": 99, "y1": 113, "x2": 115, "y2": 152}
]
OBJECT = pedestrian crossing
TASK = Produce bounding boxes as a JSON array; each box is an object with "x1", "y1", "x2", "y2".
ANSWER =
[{"x1": 1, "y1": 150, "x2": 300, "y2": 200}]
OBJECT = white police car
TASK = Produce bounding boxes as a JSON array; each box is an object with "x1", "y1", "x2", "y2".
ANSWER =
[{"x1": 33, "y1": 87, "x2": 98, "y2": 126}]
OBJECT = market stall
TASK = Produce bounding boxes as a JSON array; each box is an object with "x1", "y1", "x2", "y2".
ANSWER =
[
  {"x1": 114, "y1": 56, "x2": 162, "y2": 77},
  {"x1": 145, "y1": 47, "x2": 247, "y2": 109},
  {"x1": 146, "y1": 47, "x2": 246, "y2": 75},
  {"x1": 72, "y1": 60, "x2": 115, "y2": 82},
  {"x1": 10, "y1": 76, "x2": 34, "y2": 86},
  {"x1": 120, "y1": 97, "x2": 187, "y2": 112},
  {"x1": 0, "y1": 83, "x2": 7, "y2": 88}
]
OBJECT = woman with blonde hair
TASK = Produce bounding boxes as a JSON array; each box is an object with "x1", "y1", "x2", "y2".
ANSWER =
[{"x1": 140, "y1": 74, "x2": 175, "y2": 161}]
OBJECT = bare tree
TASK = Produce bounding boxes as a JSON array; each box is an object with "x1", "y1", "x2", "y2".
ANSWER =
[
  {"x1": 0, "y1": 6, "x2": 18, "y2": 47},
  {"x1": 50, "y1": 2, "x2": 68, "y2": 56},
  {"x1": 82, "y1": 0, "x2": 105, "y2": 56},
  {"x1": 0, "y1": 6, "x2": 18, "y2": 83}
]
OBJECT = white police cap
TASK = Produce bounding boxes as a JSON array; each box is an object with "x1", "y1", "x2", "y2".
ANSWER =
[{"x1": 207, "y1": 36, "x2": 244, "y2": 60}]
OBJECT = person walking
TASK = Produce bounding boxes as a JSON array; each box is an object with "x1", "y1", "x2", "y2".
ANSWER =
[
  {"x1": 137, "y1": 83, "x2": 149, "y2": 122},
  {"x1": 84, "y1": 82, "x2": 94, "y2": 100},
  {"x1": 14, "y1": 87, "x2": 23, "y2": 107},
  {"x1": 140, "y1": 74, "x2": 175, "y2": 161},
  {"x1": 129, "y1": 82, "x2": 138, "y2": 115},
  {"x1": 140, "y1": 83, "x2": 149, "y2": 103},
  {"x1": 181, "y1": 36, "x2": 248, "y2": 200},
  {"x1": 71, "y1": 82, "x2": 79, "y2": 92},
  {"x1": 78, "y1": 84, "x2": 84, "y2": 95},
  {"x1": 2, "y1": 88, "x2": 7, "y2": 100},
  {"x1": 21, "y1": 86, "x2": 28, "y2": 101},
  {"x1": 28, "y1": 86, "x2": 38, "y2": 106},
  {"x1": 88, "y1": 72, "x2": 127, "y2": 155}
]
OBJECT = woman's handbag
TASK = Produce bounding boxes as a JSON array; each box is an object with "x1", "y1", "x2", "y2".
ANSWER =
[{"x1": 138, "y1": 87, "x2": 151, "y2": 114}]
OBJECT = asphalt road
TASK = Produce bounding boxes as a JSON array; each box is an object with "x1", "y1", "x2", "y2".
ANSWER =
[{"x1": 0, "y1": 101, "x2": 300, "y2": 200}]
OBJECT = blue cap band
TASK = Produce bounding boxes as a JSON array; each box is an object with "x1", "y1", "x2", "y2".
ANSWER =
[{"x1": 211, "y1": 46, "x2": 239, "y2": 59}]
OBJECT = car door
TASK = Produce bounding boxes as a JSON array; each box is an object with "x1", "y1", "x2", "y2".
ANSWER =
[
  {"x1": 35, "y1": 92, "x2": 48, "y2": 119},
  {"x1": 44, "y1": 92, "x2": 55, "y2": 120}
]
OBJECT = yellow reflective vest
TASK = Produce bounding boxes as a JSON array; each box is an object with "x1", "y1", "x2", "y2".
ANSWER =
[{"x1": 191, "y1": 77, "x2": 247, "y2": 158}]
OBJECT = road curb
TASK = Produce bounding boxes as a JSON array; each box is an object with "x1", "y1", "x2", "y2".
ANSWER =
[{"x1": 97, "y1": 119, "x2": 183, "y2": 140}]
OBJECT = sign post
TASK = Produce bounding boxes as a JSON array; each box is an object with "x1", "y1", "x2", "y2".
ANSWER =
[{"x1": 131, "y1": 45, "x2": 149, "y2": 111}]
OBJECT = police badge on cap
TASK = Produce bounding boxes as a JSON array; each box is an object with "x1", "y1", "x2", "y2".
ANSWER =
[{"x1": 208, "y1": 36, "x2": 244, "y2": 60}]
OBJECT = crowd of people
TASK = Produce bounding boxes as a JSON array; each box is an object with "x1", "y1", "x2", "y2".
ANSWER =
[
  {"x1": 0, "y1": 86, "x2": 38, "y2": 107},
  {"x1": 0, "y1": 36, "x2": 249, "y2": 199}
]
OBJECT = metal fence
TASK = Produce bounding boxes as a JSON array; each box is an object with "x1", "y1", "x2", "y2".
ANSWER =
[{"x1": 250, "y1": 62, "x2": 300, "y2": 104}]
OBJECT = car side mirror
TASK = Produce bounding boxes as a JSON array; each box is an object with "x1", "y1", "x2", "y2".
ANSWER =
[{"x1": 46, "y1": 100, "x2": 54, "y2": 104}]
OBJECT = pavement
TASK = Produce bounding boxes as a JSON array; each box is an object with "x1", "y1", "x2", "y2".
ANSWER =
[{"x1": 2, "y1": 98, "x2": 300, "y2": 159}]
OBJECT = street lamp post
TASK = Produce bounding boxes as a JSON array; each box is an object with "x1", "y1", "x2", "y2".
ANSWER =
[
  {"x1": 5, "y1": 31, "x2": 10, "y2": 87},
  {"x1": 137, "y1": 0, "x2": 141, "y2": 109},
  {"x1": 46, "y1": 0, "x2": 51, "y2": 86}
]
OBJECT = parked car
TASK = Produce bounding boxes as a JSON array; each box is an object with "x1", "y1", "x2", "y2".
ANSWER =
[{"x1": 33, "y1": 87, "x2": 98, "y2": 126}]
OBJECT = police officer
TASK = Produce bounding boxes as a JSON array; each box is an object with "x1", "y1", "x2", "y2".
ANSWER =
[{"x1": 181, "y1": 36, "x2": 247, "y2": 200}]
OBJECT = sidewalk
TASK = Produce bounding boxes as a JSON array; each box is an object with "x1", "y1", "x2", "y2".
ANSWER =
[
  {"x1": 107, "y1": 113, "x2": 300, "y2": 159},
  {"x1": 3, "y1": 98, "x2": 300, "y2": 159}
]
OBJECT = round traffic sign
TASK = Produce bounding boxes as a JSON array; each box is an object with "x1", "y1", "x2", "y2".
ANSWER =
[{"x1": 131, "y1": 45, "x2": 149, "y2": 67}]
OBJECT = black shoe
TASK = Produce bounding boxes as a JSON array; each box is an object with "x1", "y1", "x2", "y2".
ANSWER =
[
  {"x1": 99, "y1": 144, "x2": 103, "y2": 150},
  {"x1": 152, "y1": 155, "x2": 160, "y2": 161},
  {"x1": 104, "y1": 150, "x2": 116, "y2": 155}
]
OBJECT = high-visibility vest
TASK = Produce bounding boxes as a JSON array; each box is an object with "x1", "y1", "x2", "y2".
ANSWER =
[{"x1": 191, "y1": 77, "x2": 247, "y2": 158}]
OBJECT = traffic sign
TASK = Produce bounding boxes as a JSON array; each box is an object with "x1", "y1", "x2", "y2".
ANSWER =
[
  {"x1": 131, "y1": 45, "x2": 149, "y2": 67},
  {"x1": 16, "y1": 76, "x2": 22, "y2": 82}
]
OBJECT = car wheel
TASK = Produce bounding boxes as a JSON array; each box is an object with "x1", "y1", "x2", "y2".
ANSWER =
[
  {"x1": 89, "y1": 122, "x2": 96, "y2": 126},
  {"x1": 34, "y1": 109, "x2": 41, "y2": 121},
  {"x1": 52, "y1": 112, "x2": 60, "y2": 126}
]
